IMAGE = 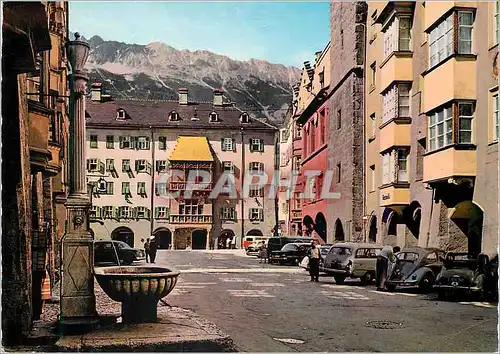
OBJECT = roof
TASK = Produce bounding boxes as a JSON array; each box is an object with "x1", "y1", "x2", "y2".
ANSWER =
[
  {"x1": 85, "y1": 99, "x2": 277, "y2": 131},
  {"x1": 332, "y1": 242, "x2": 382, "y2": 248},
  {"x1": 168, "y1": 136, "x2": 214, "y2": 162}
]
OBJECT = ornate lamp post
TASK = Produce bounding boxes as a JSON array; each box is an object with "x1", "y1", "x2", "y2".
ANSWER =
[{"x1": 60, "y1": 33, "x2": 99, "y2": 330}]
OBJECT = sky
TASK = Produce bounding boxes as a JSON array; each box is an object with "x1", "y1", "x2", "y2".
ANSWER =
[{"x1": 69, "y1": 1, "x2": 330, "y2": 68}]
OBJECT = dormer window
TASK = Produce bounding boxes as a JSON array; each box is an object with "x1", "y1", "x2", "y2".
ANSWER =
[
  {"x1": 169, "y1": 110, "x2": 180, "y2": 121},
  {"x1": 209, "y1": 112, "x2": 219, "y2": 122},
  {"x1": 240, "y1": 112, "x2": 250, "y2": 123},
  {"x1": 116, "y1": 109, "x2": 126, "y2": 120}
]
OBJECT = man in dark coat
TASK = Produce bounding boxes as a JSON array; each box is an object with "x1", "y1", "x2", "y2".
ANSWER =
[
  {"x1": 149, "y1": 236, "x2": 158, "y2": 263},
  {"x1": 308, "y1": 240, "x2": 322, "y2": 282}
]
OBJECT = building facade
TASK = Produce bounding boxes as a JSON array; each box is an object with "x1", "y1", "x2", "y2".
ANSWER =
[
  {"x1": 278, "y1": 107, "x2": 294, "y2": 235},
  {"x1": 86, "y1": 86, "x2": 277, "y2": 250},
  {"x1": 327, "y1": 2, "x2": 368, "y2": 243},
  {"x1": 2, "y1": 1, "x2": 70, "y2": 344},
  {"x1": 365, "y1": 1, "x2": 498, "y2": 256}
]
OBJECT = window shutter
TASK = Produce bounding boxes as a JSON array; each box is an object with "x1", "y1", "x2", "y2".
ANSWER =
[
  {"x1": 99, "y1": 161, "x2": 105, "y2": 174},
  {"x1": 249, "y1": 162, "x2": 252, "y2": 171},
  {"x1": 147, "y1": 208, "x2": 151, "y2": 219},
  {"x1": 154, "y1": 207, "x2": 159, "y2": 218},
  {"x1": 86, "y1": 159, "x2": 90, "y2": 171},
  {"x1": 259, "y1": 139, "x2": 264, "y2": 152},
  {"x1": 249, "y1": 209, "x2": 252, "y2": 219},
  {"x1": 155, "y1": 183, "x2": 159, "y2": 196},
  {"x1": 165, "y1": 207, "x2": 169, "y2": 218},
  {"x1": 232, "y1": 138, "x2": 236, "y2": 151},
  {"x1": 119, "y1": 136, "x2": 123, "y2": 148},
  {"x1": 249, "y1": 139, "x2": 253, "y2": 152},
  {"x1": 135, "y1": 160, "x2": 139, "y2": 172},
  {"x1": 259, "y1": 209, "x2": 263, "y2": 221},
  {"x1": 113, "y1": 207, "x2": 119, "y2": 219},
  {"x1": 132, "y1": 207, "x2": 137, "y2": 219},
  {"x1": 155, "y1": 161, "x2": 160, "y2": 172},
  {"x1": 96, "y1": 206, "x2": 101, "y2": 219},
  {"x1": 147, "y1": 162, "x2": 152, "y2": 175},
  {"x1": 146, "y1": 138, "x2": 150, "y2": 150},
  {"x1": 260, "y1": 163, "x2": 264, "y2": 173},
  {"x1": 221, "y1": 138, "x2": 226, "y2": 151}
]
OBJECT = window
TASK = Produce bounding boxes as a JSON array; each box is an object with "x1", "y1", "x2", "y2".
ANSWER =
[
  {"x1": 222, "y1": 161, "x2": 234, "y2": 173},
  {"x1": 293, "y1": 157, "x2": 301, "y2": 171},
  {"x1": 120, "y1": 136, "x2": 133, "y2": 149},
  {"x1": 158, "y1": 136, "x2": 167, "y2": 150},
  {"x1": 458, "y1": 103, "x2": 473, "y2": 144},
  {"x1": 250, "y1": 138, "x2": 264, "y2": 152},
  {"x1": 340, "y1": 29, "x2": 344, "y2": 49},
  {"x1": 428, "y1": 14, "x2": 455, "y2": 67},
  {"x1": 155, "y1": 206, "x2": 169, "y2": 219},
  {"x1": 249, "y1": 185, "x2": 264, "y2": 197},
  {"x1": 382, "y1": 152, "x2": 395, "y2": 185},
  {"x1": 369, "y1": 62, "x2": 376, "y2": 89},
  {"x1": 122, "y1": 159, "x2": 131, "y2": 172},
  {"x1": 320, "y1": 109, "x2": 326, "y2": 144},
  {"x1": 122, "y1": 182, "x2": 131, "y2": 196},
  {"x1": 382, "y1": 84, "x2": 410, "y2": 124},
  {"x1": 137, "y1": 182, "x2": 147, "y2": 195},
  {"x1": 370, "y1": 113, "x2": 376, "y2": 137},
  {"x1": 249, "y1": 208, "x2": 264, "y2": 221},
  {"x1": 105, "y1": 181, "x2": 114, "y2": 195},
  {"x1": 428, "y1": 106, "x2": 453, "y2": 151},
  {"x1": 103, "y1": 206, "x2": 114, "y2": 219},
  {"x1": 136, "y1": 136, "x2": 150, "y2": 150},
  {"x1": 221, "y1": 137, "x2": 235, "y2": 151},
  {"x1": 106, "y1": 135, "x2": 114, "y2": 149},
  {"x1": 220, "y1": 207, "x2": 236, "y2": 220},
  {"x1": 295, "y1": 126, "x2": 302, "y2": 138},
  {"x1": 135, "y1": 159, "x2": 151, "y2": 174},
  {"x1": 308, "y1": 177, "x2": 316, "y2": 200},
  {"x1": 155, "y1": 182, "x2": 167, "y2": 196},
  {"x1": 136, "y1": 206, "x2": 149, "y2": 219},
  {"x1": 336, "y1": 163, "x2": 341, "y2": 183},
  {"x1": 458, "y1": 11, "x2": 474, "y2": 54},
  {"x1": 169, "y1": 110, "x2": 180, "y2": 121},
  {"x1": 87, "y1": 158, "x2": 98, "y2": 172},
  {"x1": 179, "y1": 200, "x2": 203, "y2": 215},
  {"x1": 156, "y1": 160, "x2": 167, "y2": 173},
  {"x1": 397, "y1": 148, "x2": 409, "y2": 182},
  {"x1": 209, "y1": 112, "x2": 219, "y2": 122},
  {"x1": 240, "y1": 112, "x2": 250, "y2": 123},
  {"x1": 383, "y1": 16, "x2": 412, "y2": 58},
  {"x1": 90, "y1": 206, "x2": 99, "y2": 219},
  {"x1": 117, "y1": 109, "x2": 126, "y2": 120},
  {"x1": 336, "y1": 109, "x2": 341, "y2": 130},
  {"x1": 416, "y1": 138, "x2": 426, "y2": 180},
  {"x1": 494, "y1": 94, "x2": 499, "y2": 141},
  {"x1": 370, "y1": 165, "x2": 376, "y2": 191},
  {"x1": 119, "y1": 206, "x2": 132, "y2": 219},
  {"x1": 249, "y1": 162, "x2": 264, "y2": 174},
  {"x1": 105, "y1": 159, "x2": 115, "y2": 172},
  {"x1": 494, "y1": 2, "x2": 499, "y2": 45},
  {"x1": 319, "y1": 70, "x2": 325, "y2": 89},
  {"x1": 90, "y1": 135, "x2": 98, "y2": 149}
]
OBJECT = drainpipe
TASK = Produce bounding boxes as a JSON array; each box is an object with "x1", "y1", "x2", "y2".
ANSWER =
[
  {"x1": 241, "y1": 128, "x2": 245, "y2": 248},
  {"x1": 149, "y1": 126, "x2": 155, "y2": 237},
  {"x1": 425, "y1": 188, "x2": 435, "y2": 248}
]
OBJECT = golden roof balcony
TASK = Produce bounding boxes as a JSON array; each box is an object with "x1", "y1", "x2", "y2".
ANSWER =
[
  {"x1": 169, "y1": 181, "x2": 213, "y2": 192},
  {"x1": 423, "y1": 145, "x2": 477, "y2": 184},
  {"x1": 379, "y1": 184, "x2": 410, "y2": 208},
  {"x1": 379, "y1": 52, "x2": 413, "y2": 93},
  {"x1": 169, "y1": 215, "x2": 213, "y2": 224}
]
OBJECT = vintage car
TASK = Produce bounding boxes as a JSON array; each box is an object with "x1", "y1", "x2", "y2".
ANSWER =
[
  {"x1": 267, "y1": 236, "x2": 316, "y2": 263},
  {"x1": 320, "y1": 242, "x2": 382, "y2": 285},
  {"x1": 245, "y1": 241, "x2": 262, "y2": 256},
  {"x1": 434, "y1": 252, "x2": 498, "y2": 300},
  {"x1": 270, "y1": 242, "x2": 312, "y2": 265},
  {"x1": 94, "y1": 240, "x2": 146, "y2": 266},
  {"x1": 386, "y1": 248, "x2": 445, "y2": 292},
  {"x1": 300, "y1": 244, "x2": 333, "y2": 271}
]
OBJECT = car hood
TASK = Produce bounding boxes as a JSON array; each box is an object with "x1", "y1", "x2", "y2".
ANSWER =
[
  {"x1": 390, "y1": 260, "x2": 417, "y2": 281},
  {"x1": 439, "y1": 267, "x2": 474, "y2": 279}
]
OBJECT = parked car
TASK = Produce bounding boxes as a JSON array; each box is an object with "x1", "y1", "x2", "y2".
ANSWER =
[
  {"x1": 270, "y1": 242, "x2": 312, "y2": 265},
  {"x1": 94, "y1": 240, "x2": 146, "y2": 266},
  {"x1": 434, "y1": 252, "x2": 498, "y2": 300},
  {"x1": 386, "y1": 248, "x2": 445, "y2": 292},
  {"x1": 243, "y1": 236, "x2": 269, "y2": 249},
  {"x1": 321, "y1": 242, "x2": 382, "y2": 285},
  {"x1": 267, "y1": 236, "x2": 316, "y2": 263},
  {"x1": 245, "y1": 241, "x2": 262, "y2": 256},
  {"x1": 300, "y1": 244, "x2": 333, "y2": 271}
]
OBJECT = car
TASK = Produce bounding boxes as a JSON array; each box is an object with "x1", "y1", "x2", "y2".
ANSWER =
[
  {"x1": 386, "y1": 248, "x2": 445, "y2": 293},
  {"x1": 245, "y1": 241, "x2": 262, "y2": 256},
  {"x1": 94, "y1": 240, "x2": 146, "y2": 266},
  {"x1": 267, "y1": 236, "x2": 316, "y2": 263},
  {"x1": 320, "y1": 242, "x2": 382, "y2": 285},
  {"x1": 270, "y1": 242, "x2": 312, "y2": 265},
  {"x1": 300, "y1": 244, "x2": 333, "y2": 271},
  {"x1": 434, "y1": 252, "x2": 498, "y2": 301}
]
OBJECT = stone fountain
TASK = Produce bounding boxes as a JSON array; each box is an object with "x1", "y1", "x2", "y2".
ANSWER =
[{"x1": 94, "y1": 266, "x2": 180, "y2": 324}]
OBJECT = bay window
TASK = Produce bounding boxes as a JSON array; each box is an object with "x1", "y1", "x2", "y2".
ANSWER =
[
  {"x1": 381, "y1": 152, "x2": 394, "y2": 185},
  {"x1": 382, "y1": 84, "x2": 411, "y2": 124},
  {"x1": 381, "y1": 148, "x2": 408, "y2": 184},
  {"x1": 383, "y1": 16, "x2": 412, "y2": 58},
  {"x1": 494, "y1": 2, "x2": 499, "y2": 45},
  {"x1": 428, "y1": 106, "x2": 453, "y2": 151},
  {"x1": 458, "y1": 12, "x2": 474, "y2": 54},
  {"x1": 397, "y1": 149, "x2": 409, "y2": 182},
  {"x1": 458, "y1": 103, "x2": 473, "y2": 144}
]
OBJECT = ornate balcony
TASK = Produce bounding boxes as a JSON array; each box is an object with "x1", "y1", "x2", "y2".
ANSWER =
[
  {"x1": 169, "y1": 182, "x2": 213, "y2": 191},
  {"x1": 169, "y1": 215, "x2": 213, "y2": 224}
]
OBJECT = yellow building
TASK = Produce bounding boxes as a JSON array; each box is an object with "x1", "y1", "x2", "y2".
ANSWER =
[{"x1": 365, "y1": 1, "x2": 498, "y2": 256}]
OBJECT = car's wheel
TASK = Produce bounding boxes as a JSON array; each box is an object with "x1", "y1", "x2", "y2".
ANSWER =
[
  {"x1": 121, "y1": 258, "x2": 133, "y2": 266},
  {"x1": 360, "y1": 272, "x2": 374, "y2": 286},
  {"x1": 419, "y1": 273, "x2": 434, "y2": 293},
  {"x1": 334, "y1": 275, "x2": 346, "y2": 284},
  {"x1": 386, "y1": 283, "x2": 396, "y2": 292}
]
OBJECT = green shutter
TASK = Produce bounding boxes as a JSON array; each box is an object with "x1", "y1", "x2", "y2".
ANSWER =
[
  {"x1": 249, "y1": 139, "x2": 253, "y2": 152},
  {"x1": 165, "y1": 207, "x2": 169, "y2": 218},
  {"x1": 221, "y1": 138, "x2": 226, "y2": 151},
  {"x1": 232, "y1": 138, "x2": 236, "y2": 151},
  {"x1": 260, "y1": 139, "x2": 264, "y2": 152}
]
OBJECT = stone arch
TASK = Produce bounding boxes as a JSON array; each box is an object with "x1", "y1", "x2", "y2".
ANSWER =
[
  {"x1": 303, "y1": 215, "x2": 314, "y2": 236},
  {"x1": 450, "y1": 201, "x2": 484, "y2": 256},
  {"x1": 111, "y1": 226, "x2": 134, "y2": 247},
  {"x1": 192, "y1": 229, "x2": 208, "y2": 250},
  {"x1": 403, "y1": 201, "x2": 422, "y2": 239},
  {"x1": 334, "y1": 219, "x2": 345, "y2": 241},
  {"x1": 219, "y1": 229, "x2": 235, "y2": 249},
  {"x1": 314, "y1": 213, "x2": 327, "y2": 243},
  {"x1": 246, "y1": 229, "x2": 263, "y2": 236},
  {"x1": 368, "y1": 214, "x2": 377, "y2": 243},
  {"x1": 153, "y1": 227, "x2": 172, "y2": 249}
]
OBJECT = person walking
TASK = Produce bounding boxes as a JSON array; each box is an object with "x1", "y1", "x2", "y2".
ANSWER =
[
  {"x1": 226, "y1": 237, "x2": 231, "y2": 250},
  {"x1": 259, "y1": 241, "x2": 268, "y2": 264},
  {"x1": 308, "y1": 240, "x2": 321, "y2": 282},
  {"x1": 376, "y1": 245, "x2": 396, "y2": 291},
  {"x1": 231, "y1": 236, "x2": 236, "y2": 249},
  {"x1": 144, "y1": 238, "x2": 151, "y2": 263},
  {"x1": 149, "y1": 236, "x2": 158, "y2": 263}
]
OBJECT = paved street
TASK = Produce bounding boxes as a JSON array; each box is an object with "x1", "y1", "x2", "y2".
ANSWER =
[{"x1": 138, "y1": 250, "x2": 499, "y2": 352}]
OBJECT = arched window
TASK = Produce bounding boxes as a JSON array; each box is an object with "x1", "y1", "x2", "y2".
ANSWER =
[
  {"x1": 240, "y1": 112, "x2": 250, "y2": 123},
  {"x1": 209, "y1": 112, "x2": 219, "y2": 122}
]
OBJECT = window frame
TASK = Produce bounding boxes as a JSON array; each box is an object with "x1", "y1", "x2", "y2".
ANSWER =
[
  {"x1": 427, "y1": 105, "x2": 454, "y2": 151},
  {"x1": 137, "y1": 182, "x2": 147, "y2": 195},
  {"x1": 494, "y1": 93, "x2": 499, "y2": 142},
  {"x1": 120, "y1": 136, "x2": 133, "y2": 149},
  {"x1": 122, "y1": 182, "x2": 131, "y2": 196},
  {"x1": 397, "y1": 148, "x2": 409, "y2": 183},
  {"x1": 250, "y1": 138, "x2": 264, "y2": 152},
  {"x1": 458, "y1": 102, "x2": 474, "y2": 144},
  {"x1": 249, "y1": 162, "x2": 264, "y2": 174},
  {"x1": 158, "y1": 136, "x2": 167, "y2": 150},
  {"x1": 122, "y1": 159, "x2": 131, "y2": 172},
  {"x1": 222, "y1": 161, "x2": 235, "y2": 173},
  {"x1": 222, "y1": 137, "x2": 234, "y2": 151},
  {"x1": 249, "y1": 208, "x2": 263, "y2": 221},
  {"x1": 106, "y1": 135, "x2": 114, "y2": 149},
  {"x1": 136, "y1": 136, "x2": 150, "y2": 150},
  {"x1": 89, "y1": 135, "x2": 98, "y2": 149}
]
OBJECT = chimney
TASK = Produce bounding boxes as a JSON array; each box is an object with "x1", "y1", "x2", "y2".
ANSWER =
[
  {"x1": 213, "y1": 89, "x2": 223, "y2": 106},
  {"x1": 314, "y1": 51, "x2": 322, "y2": 65},
  {"x1": 91, "y1": 82, "x2": 102, "y2": 102},
  {"x1": 178, "y1": 88, "x2": 188, "y2": 105}
]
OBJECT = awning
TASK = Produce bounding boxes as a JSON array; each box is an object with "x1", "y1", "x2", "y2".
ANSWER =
[{"x1": 169, "y1": 137, "x2": 214, "y2": 162}]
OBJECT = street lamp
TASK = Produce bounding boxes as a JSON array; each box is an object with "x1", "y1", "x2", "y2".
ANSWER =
[{"x1": 60, "y1": 32, "x2": 99, "y2": 331}]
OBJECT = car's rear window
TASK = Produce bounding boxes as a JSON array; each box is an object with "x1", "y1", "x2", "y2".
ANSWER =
[
  {"x1": 282, "y1": 244, "x2": 298, "y2": 251},
  {"x1": 329, "y1": 247, "x2": 353, "y2": 256},
  {"x1": 397, "y1": 252, "x2": 419, "y2": 261}
]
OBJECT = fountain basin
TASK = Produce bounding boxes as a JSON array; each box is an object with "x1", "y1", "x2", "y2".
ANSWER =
[{"x1": 94, "y1": 266, "x2": 180, "y2": 324}]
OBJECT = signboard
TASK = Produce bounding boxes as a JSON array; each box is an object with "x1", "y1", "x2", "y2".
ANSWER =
[{"x1": 382, "y1": 193, "x2": 391, "y2": 201}]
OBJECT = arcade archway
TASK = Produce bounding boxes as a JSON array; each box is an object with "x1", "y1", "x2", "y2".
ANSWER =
[
  {"x1": 246, "y1": 229, "x2": 263, "y2": 236},
  {"x1": 153, "y1": 227, "x2": 172, "y2": 249},
  {"x1": 368, "y1": 215, "x2": 377, "y2": 243},
  {"x1": 303, "y1": 215, "x2": 314, "y2": 236},
  {"x1": 450, "y1": 201, "x2": 484, "y2": 256},
  {"x1": 111, "y1": 227, "x2": 134, "y2": 247},
  {"x1": 219, "y1": 229, "x2": 235, "y2": 249},
  {"x1": 192, "y1": 229, "x2": 208, "y2": 250},
  {"x1": 314, "y1": 213, "x2": 327, "y2": 243},
  {"x1": 334, "y1": 219, "x2": 345, "y2": 241}
]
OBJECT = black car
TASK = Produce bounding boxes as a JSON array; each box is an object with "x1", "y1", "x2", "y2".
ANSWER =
[
  {"x1": 270, "y1": 242, "x2": 312, "y2": 265},
  {"x1": 267, "y1": 236, "x2": 316, "y2": 262},
  {"x1": 94, "y1": 240, "x2": 146, "y2": 266},
  {"x1": 434, "y1": 252, "x2": 498, "y2": 301}
]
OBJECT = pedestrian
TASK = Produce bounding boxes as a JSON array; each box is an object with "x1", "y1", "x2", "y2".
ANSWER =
[
  {"x1": 376, "y1": 245, "x2": 396, "y2": 291},
  {"x1": 226, "y1": 237, "x2": 231, "y2": 250},
  {"x1": 308, "y1": 240, "x2": 321, "y2": 282},
  {"x1": 144, "y1": 238, "x2": 150, "y2": 263},
  {"x1": 259, "y1": 241, "x2": 268, "y2": 264},
  {"x1": 149, "y1": 236, "x2": 158, "y2": 263},
  {"x1": 231, "y1": 236, "x2": 236, "y2": 249}
]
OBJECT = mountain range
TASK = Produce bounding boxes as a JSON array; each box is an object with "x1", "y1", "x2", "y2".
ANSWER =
[{"x1": 81, "y1": 35, "x2": 301, "y2": 124}]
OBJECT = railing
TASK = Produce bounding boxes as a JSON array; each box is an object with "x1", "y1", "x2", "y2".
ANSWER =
[
  {"x1": 169, "y1": 215, "x2": 213, "y2": 224},
  {"x1": 169, "y1": 182, "x2": 213, "y2": 191},
  {"x1": 291, "y1": 209, "x2": 302, "y2": 219}
]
